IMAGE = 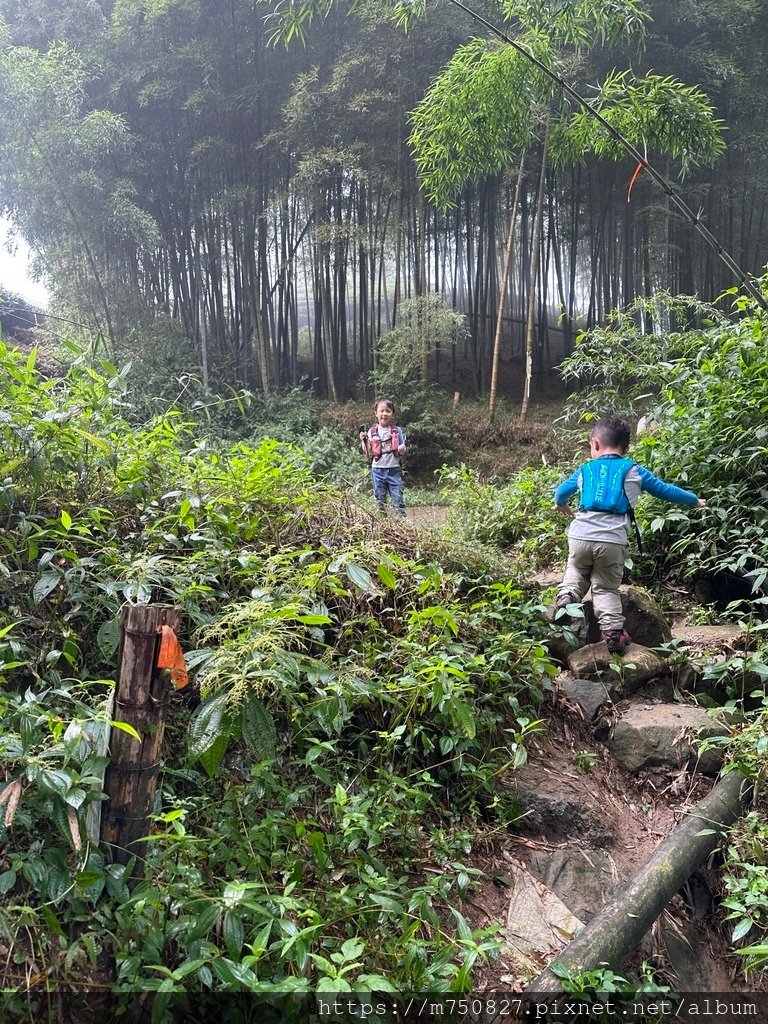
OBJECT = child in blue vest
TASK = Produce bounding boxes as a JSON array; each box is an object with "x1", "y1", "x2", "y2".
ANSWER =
[
  {"x1": 553, "y1": 416, "x2": 706, "y2": 653},
  {"x1": 359, "y1": 398, "x2": 406, "y2": 516}
]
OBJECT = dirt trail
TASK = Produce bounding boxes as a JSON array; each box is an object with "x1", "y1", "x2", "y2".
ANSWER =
[
  {"x1": 407, "y1": 500, "x2": 757, "y2": 993},
  {"x1": 405, "y1": 504, "x2": 449, "y2": 527}
]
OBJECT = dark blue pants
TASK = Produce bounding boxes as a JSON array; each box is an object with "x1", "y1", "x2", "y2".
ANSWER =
[{"x1": 371, "y1": 467, "x2": 405, "y2": 516}]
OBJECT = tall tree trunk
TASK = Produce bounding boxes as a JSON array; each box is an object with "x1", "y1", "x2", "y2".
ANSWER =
[
  {"x1": 489, "y1": 152, "x2": 526, "y2": 423},
  {"x1": 418, "y1": 190, "x2": 429, "y2": 383},
  {"x1": 520, "y1": 125, "x2": 549, "y2": 424}
]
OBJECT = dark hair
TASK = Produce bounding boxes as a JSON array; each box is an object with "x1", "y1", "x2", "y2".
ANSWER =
[
  {"x1": 591, "y1": 416, "x2": 630, "y2": 451},
  {"x1": 374, "y1": 398, "x2": 396, "y2": 416}
]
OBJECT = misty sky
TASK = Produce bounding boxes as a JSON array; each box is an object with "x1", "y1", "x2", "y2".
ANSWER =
[{"x1": 0, "y1": 216, "x2": 49, "y2": 307}]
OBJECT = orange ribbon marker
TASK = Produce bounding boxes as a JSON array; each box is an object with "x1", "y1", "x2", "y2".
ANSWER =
[
  {"x1": 627, "y1": 161, "x2": 644, "y2": 203},
  {"x1": 156, "y1": 625, "x2": 189, "y2": 690}
]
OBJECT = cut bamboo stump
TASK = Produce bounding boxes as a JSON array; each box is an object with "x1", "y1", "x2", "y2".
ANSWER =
[
  {"x1": 527, "y1": 770, "x2": 752, "y2": 995},
  {"x1": 100, "y1": 604, "x2": 182, "y2": 872}
]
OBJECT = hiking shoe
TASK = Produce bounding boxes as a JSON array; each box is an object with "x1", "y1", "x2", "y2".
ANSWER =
[{"x1": 601, "y1": 629, "x2": 631, "y2": 654}]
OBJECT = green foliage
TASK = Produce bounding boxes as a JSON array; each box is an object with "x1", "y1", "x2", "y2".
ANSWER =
[
  {"x1": 438, "y1": 463, "x2": 565, "y2": 571},
  {"x1": 559, "y1": 292, "x2": 719, "y2": 420},
  {"x1": 0, "y1": 676, "x2": 114, "y2": 887},
  {"x1": 722, "y1": 812, "x2": 768, "y2": 964},
  {"x1": 103, "y1": 765, "x2": 501, "y2": 1003},
  {"x1": 371, "y1": 294, "x2": 468, "y2": 400},
  {"x1": 551, "y1": 961, "x2": 632, "y2": 993},
  {"x1": 704, "y1": 626, "x2": 768, "y2": 776},
  {"x1": 559, "y1": 284, "x2": 768, "y2": 586},
  {"x1": 184, "y1": 552, "x2": 556, "y2": 793},
  {"x1": 550, "y1": 70, "x2": 726, "y2": 176},
  {"x1": 408, "y1": 0, "x2": 720, "y2": 210},
  {"x1": 551, "y1": 958, "x2": 669, "y2": 997},
  {"x1": 573, "y1": 750, "x2": 600, "y2": 772},
  {"x1": 0, "y1": 338, "x2": 558, "y2": 997},
  {"x1": 409, "y1": 39, "x2": 537, "y2": 208},
  {"x1": 500, "y1": 0, "x2": 650, "y2": 48}
]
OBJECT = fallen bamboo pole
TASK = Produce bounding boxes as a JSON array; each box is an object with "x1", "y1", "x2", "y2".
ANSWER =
[
  {"x1": 100, "y1": 603, "x2": 182, "y2": 873},
  {"x1": 527, "y1": 770, "x2": 752, "y2": 995}
]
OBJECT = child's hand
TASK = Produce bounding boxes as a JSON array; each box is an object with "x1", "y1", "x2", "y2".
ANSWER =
[{"x1": 697, "y1": 498, "x2": 707, "y2": 507}]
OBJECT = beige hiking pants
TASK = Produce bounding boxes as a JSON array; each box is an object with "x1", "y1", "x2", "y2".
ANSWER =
[{"x1": 559, "y1": 538, "x2": 626, "y2": 631}]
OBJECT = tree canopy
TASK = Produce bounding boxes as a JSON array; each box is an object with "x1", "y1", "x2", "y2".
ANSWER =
[{"x1": 0, "y1": 0, "x2": 765, "y2": 401}]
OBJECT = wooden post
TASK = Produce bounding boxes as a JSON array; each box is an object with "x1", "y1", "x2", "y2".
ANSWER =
[{"x1": 101, "y1": 604, "x2": 182, "y2": 872}]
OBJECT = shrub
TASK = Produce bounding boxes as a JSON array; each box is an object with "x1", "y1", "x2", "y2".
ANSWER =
[
  {"x1": 559, "y1": 283, "x2": 768, "y2": 589},
  {"x1": 438, "y1": 463, "x2": 565, "y2": 571},
  {"x1": 0, "y1": 338, "x2": 559, "y2": 998}
]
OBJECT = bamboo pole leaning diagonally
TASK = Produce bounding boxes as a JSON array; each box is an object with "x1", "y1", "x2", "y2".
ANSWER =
[
  {"x1": 526, "y1": 770, "x2": 753, "y2": 1001},
  {"x1": 100, "y1": 604, "x2": 184, "y2": 875}
]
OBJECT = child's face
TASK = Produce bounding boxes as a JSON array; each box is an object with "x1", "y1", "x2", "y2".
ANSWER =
[{"x1": 376, "y1": 403, "x2": 394, "y2": 427}]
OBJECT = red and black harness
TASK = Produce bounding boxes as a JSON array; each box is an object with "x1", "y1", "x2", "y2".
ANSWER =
[{"x1": 363, "y1": 425, "x2": 401, "y2": 462}]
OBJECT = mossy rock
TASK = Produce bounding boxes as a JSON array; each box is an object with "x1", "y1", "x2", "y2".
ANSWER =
[{"x1": 585, "y1": 584, "x2": 672, "y2": 648}]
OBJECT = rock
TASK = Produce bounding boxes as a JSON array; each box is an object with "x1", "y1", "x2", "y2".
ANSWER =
[
  {"x1": 545, "y1": 632, "x2": 579, "y2": 669},
  {"x1": 672, "y1": 624, "x2": 749, "y2": 654},
  {"x1": 675, "y1": 660, "x2": 731, "y2": 706},
  {"x1": 583, "y1": 585, "x2": 672, "y2": 648},
  {"x1": 659, "y1": 908, "x2": 735, "y2": 1004},
  {"x1": 567, "y1": 642, "x2": 667, "y2": 693},
  {"x1": 559, "y1": 677, "x2": 612, "y2": 719},
  {"x1": 514, "y1": 791, "x2": 612, "y2": 845},
  {"x1": 500, "y1": 860, "x2": 584, "y2": 969},
  {"x1": 675, "y1": 660, "x2": 702, "y2": 693},
  {"x1": 529, "y1": 847, "x2": 624, "y2": 924},
  {"x1": 608, "y1": 704, "x2": 731, "y2": 774},
  {"x1": 620, "y1": 584, "x2": 673, "y2": 647}
]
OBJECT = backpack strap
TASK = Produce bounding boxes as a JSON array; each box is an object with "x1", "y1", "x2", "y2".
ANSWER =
[
  {"x1": 370, "y1": 425, "x2": 400, "y2": 458},
  {"x1": 626, "y1": 489, "x2": 643, "y2": 552}
]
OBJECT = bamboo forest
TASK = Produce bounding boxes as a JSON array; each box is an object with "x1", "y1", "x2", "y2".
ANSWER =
[{"x1": 1, "y1": 0, "x2": 768, "y2": 1021}]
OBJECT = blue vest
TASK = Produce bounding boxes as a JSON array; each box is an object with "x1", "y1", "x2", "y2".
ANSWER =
[{"x1": 579, "y1": 457, "x2": 634, "y2": 514}]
